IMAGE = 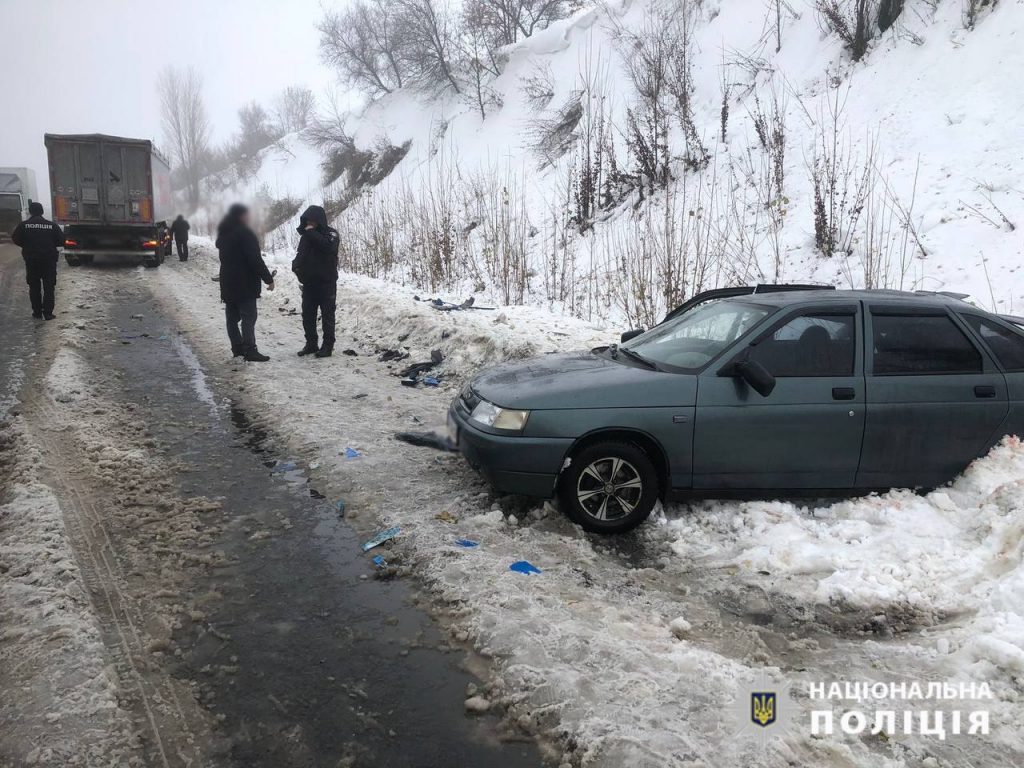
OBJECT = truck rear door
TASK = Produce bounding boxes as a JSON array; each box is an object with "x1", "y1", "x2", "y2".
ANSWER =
[
  {"x1": 49, "y1": 139, "x2": 103, "y2": 223},
  {"x1": 102, "y1": 142, "x2": 153, "y2": 223}
]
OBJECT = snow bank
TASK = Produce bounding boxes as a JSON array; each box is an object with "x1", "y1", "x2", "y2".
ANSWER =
[{"x1": 664, "y1": 437, "x2": 1024, "y2": 680}]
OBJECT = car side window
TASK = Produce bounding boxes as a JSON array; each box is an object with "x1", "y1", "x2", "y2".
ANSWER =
[
  {"x1": 872, "y1": 314, "x2": 982, "y2": 375},
  {"x1": 962, "y1": 314, "x2": 1024, "y2": 371},
  {"x1": 748, "y1": 313, "x2": 855, "y2": 377}
]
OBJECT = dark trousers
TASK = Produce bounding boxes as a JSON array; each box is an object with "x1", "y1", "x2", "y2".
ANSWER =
[
  {"x1": 176, "y1": 240, "x2": 189, "y2": 261},
  {"x1": 301, "y1": 282, "x2": 337, "y2": 350},
  {"x1": 25, "y1": 259, "x2": 57, "y2": 316},
  {"x1": 224, "y1": 298, "x2": 258, "y2": 354}
]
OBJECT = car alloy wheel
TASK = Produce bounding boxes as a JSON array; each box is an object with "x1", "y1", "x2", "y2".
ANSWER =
[
  {"x1": 576, "y1": 457, "x2": 643, "y2": 522},
  {"x1": 559, "y1": 440, "x2": 659, "y2": 534}
]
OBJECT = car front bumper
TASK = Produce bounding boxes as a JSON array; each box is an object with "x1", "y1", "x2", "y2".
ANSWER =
[{"x1": 448, "y1": 401, "x2": 571, "y2": 498}]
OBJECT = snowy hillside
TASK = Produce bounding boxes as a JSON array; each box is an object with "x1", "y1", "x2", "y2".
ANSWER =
[{"x1": 232, "y1": 0, "x2": 1024, "y2": 328}]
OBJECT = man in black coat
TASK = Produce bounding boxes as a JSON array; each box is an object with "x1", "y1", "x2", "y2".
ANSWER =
[
  {"x1": 170, "y1": 214, "x2": 190, "y2": 261},
  {"x1": 215, "y1": 204, "x2": 275, "y2": 361},
  {"x1": 11, "y1": 202, "x2": 63, "y2": 320},
  {"x1": 290, "y1": 205, "x2": 340, "y2": 358}
]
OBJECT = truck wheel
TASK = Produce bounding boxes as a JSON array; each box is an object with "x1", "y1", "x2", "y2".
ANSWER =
[
  {"x1": 558, "y1": 441, "x2": 659, "y2": 534},
  {"x1": 143, "y1": 257, "x2": 160, "y2": 269},
  {"x1": 65, "y1": 255, "x2": 81, "y2": 266}
]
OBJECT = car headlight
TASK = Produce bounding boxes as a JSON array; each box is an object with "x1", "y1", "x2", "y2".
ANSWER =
[{"x1": 470, "y1": 400, "x2": 530, "y2": 431}]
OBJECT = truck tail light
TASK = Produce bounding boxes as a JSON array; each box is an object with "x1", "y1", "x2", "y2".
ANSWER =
[
  {"x1": 142, "y1": 239, "x2": 159, "y2": 249},
  {"x1": 64, "y1": 238, "x2": 78, "y2": 248}
]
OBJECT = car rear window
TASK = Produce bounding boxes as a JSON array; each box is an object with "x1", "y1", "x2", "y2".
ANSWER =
[
  {"x1": 962, "y1": 314, "x2": 1024, "y2": 371},
  {"x1": 872, "y1": 314, "x2": 982, "y2": 375}
]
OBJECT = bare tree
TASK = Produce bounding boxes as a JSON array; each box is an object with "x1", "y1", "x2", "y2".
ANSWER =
[
  {"x1": 272, "y1": 86, "x2": 316, "y2": 134},
  {"x1": 158, "y1": 66, "x2": 211, "y2": 208},
  {"x1": 318, "y1": 0, "x2": 409, "y2": 96},
  {"x1": 397, "y1": 0, "x2": 462, "y2": 93}
]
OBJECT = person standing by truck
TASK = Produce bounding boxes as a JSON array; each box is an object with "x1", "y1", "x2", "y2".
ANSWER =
[
  {"x1": 11, "y1": 202, "x2": 63, "y2": 320},
  {"x1": 170, "y1": 214, "x2": 190, "y2": 261},
  {"x1": 216, "y1": 204, "x2": 274, "y2": 361},
  {"x1": 291, "y1": 205, "x2": 340, "y2": 358}
]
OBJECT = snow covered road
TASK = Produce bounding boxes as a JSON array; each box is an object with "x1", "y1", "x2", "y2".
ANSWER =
[{"x1": 0, "y1": 251, "x2": 539, "y2": 767}]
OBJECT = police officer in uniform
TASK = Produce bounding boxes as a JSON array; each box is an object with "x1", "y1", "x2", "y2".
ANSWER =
[{"x1": 10, "y1": 202, "x2": 63, "y2": 320}]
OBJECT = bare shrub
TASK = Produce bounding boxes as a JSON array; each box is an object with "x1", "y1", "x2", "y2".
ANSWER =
[
  {"x1": 815, "y1": 0, "x2": 877, "y2": 61},
  {"x1": 808, "y1": 83, "x2": 874, "y2": 258},
  {"x1": 520, "y1": 62, "x2": 556, "y2": 111},
  {"x1": 272, "y1": 87, "x2": 316, "y2": 134},
  {"x1": 963, "y1": 0, "x2": 996, "y2": 28}
]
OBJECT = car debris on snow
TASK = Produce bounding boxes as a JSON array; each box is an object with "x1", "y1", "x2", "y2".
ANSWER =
[
  {"x1": 361, "y1": 527, "x2": 401, "y2": 552},
  {"x1": 508, "y1": 560, "x2": 542, "y2": 575}
]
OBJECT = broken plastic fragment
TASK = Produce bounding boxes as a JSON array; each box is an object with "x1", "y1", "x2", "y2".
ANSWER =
[
  {"x1": 336, "y1": 499, "x2": 346, "y2": 516},
  {"x1": 455, "y1": 539, "x2": 479, "y2": 548},
  {"x1": 362, "y1": 526, "x2": 401, "y2": 552},
  {"x1": 509, "y1": 560, "x2": 541, "y2": 575},
  {"x1": 344, "y1": 447, "x2": 361, "y2": 459},
  {"x1": 372, "y1": 555, "x2": 388, "y2": 568},
  {"x1": 423, "y1": 376, "x2": 440, "y2": 386},
  {"x1": 272, "y1": 460, "x2": 297, "y2": 473}
]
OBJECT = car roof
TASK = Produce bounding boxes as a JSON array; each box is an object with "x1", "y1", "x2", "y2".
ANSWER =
[{"x1": 735, "y1": 288, "x2": 975, "y2": 309}]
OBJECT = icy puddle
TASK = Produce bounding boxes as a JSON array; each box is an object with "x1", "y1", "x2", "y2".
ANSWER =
[{"x1": 103, "y1": 294, "x2": 540, "y2": 767}]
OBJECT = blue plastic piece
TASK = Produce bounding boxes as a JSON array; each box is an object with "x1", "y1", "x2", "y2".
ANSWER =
[
  {"x1": 336, "y1": 499, "x2": 346, "y2": 516},
  {"x1": 509, "y1": 560, "x2": 541, "y2": 575},
  {"x1": 272, "y1": 460, "x2": 297, "y2": 473},
  {"x1": 455, "y1": 539, "x2": 479, "y2": 548},
  {"x1": 345, "y1": 447, "x2": 361, "y2": 459},
  {"x1": 372, "y1": 555, "x2": 388, "y2": 568},
  {"x1": 423, "y1": 376, "x2": 440, "y2": 386},
  {"x1": 362, "y1": 526, "x2": 401, "y2": 552}
]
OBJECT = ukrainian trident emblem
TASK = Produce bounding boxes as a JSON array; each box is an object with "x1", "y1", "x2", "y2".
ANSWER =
[{"x1": 751, "y1": 692, "x2": 777, "y2": 727}]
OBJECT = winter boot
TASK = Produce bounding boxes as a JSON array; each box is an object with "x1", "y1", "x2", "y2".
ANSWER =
[
  {"x1": 245, "y1": 349, "x2": 270, "y2": 362},
  {"x1": 298, "y1": 343, "x2": 318, "y2": 356},
  {"x1": 314, "y1": 347, "x2": 333, "y2": 358}
]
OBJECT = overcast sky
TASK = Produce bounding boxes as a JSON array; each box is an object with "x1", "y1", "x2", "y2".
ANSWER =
[{"x1": 0, "y1": 0, "x2": 339, "y2": 202}]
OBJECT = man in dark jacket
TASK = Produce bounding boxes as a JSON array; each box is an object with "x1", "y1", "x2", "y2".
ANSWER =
[
  {"x1": 170, "y1": 214, "x2": 190, "y2": 261},
  {"x1": 290, "y1": 205, "x2": 340, "y2": 358},
  {"x1": 11, "y1": 202, "x2": 63, "y2": 320},
  {"x1": 215, "y1": 204, "x2": 275, "y2": 361}
]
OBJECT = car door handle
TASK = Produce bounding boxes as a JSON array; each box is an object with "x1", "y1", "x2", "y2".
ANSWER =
[
  {"x1": 832, "y1": 387, "x2": 856, "y2": 401},
  {"x1": 974, "y1": 385, "x2": 997, "y2": 398}
]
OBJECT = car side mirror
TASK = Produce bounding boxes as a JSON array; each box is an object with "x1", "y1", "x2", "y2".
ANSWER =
[
  {"x1": 735, "y1": 359, "x2": 776, "y2": 397},
  {"x1": 620, "y1": 329, "x2": 644, "y2": 343}
]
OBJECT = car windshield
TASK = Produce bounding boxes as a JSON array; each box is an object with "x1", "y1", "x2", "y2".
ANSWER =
[{"x1": 624, "y1": 300, "x2": 771, "y2": 370}]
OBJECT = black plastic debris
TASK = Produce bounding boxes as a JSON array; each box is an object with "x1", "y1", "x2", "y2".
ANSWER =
[
  {"x1": 342, "y1": 349, "x2": 358, "y2": 356},
  {"x1": 395, "y1": 431, "x2": 457, "y2": 452},
  {"x1": 379, "y1": 349, "x2": 409, "y2": 362}
]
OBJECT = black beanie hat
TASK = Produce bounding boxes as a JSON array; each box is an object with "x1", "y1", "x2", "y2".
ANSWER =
[{"x1": 28, "y1": 201, "x2": 43, "y2": 216}]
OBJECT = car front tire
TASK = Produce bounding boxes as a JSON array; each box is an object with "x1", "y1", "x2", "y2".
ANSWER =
[{"x1": 559, "y1": 440, "x2": 659, "y2": 534}]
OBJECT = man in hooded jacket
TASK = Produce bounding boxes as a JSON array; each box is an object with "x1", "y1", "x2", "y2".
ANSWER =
[
  {"x1": 11, "y1": 202, "x2": 63, "y2": 320},
  {"x1": 171, "y1": 214, "x2": 190, "y2": 261},
  {"x1": 216, "y1": 204, "x2": 275, "y2": 361},
  {"x1": 290, "y1": 205, "x2": 340, "y2": 358}
]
